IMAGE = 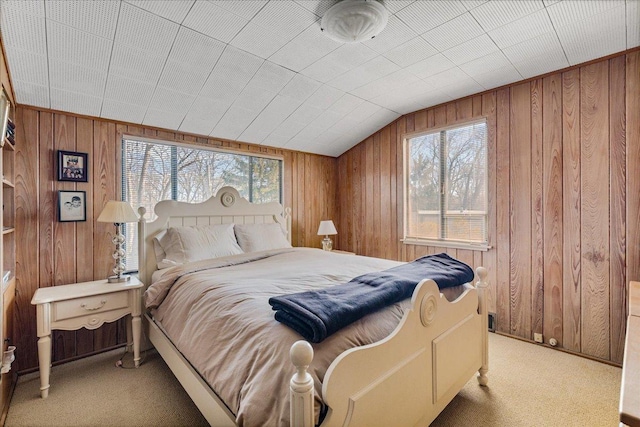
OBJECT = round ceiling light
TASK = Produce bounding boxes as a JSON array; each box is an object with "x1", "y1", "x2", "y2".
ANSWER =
[{"x1": 321, "y1": 0, "x2": 389, "y2": 43}]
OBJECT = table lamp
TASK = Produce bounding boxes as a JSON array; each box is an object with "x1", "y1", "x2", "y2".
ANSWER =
[
  {"x1": 97, "y1": 201, "x2": 138, "y2": 283},
  {"x1": 317, "y1": 220, "x2": 337, "y2": 251}
]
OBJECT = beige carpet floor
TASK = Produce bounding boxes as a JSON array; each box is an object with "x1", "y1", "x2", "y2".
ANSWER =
[{"x1": 5, "y1": 333, "x2": 621, "y2": 427}]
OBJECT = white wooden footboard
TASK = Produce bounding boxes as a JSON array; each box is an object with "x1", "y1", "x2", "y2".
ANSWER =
[{"x1": 290, "y1": 267, "x2": 489, "y2": 427}]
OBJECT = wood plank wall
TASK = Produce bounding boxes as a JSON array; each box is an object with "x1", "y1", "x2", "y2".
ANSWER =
[
  {"x1": 336, "y1": 50, "x2": 640, "y2": 364},
  {"x1": 13, "y1": 109, "x2": 336, "y2": 372}
]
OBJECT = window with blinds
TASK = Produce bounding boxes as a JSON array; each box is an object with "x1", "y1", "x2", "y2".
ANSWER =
[
  {"x1": 121, "y1": 137, "x2": 283, "y2": 270},
  {"x1": 404, "y1": 120, "x2": 488, "y2": 246}
]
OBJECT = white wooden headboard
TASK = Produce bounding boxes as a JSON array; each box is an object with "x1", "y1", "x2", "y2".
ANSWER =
[{"x1": 136, "y1": 186, "x2": 291, "y2": 286}]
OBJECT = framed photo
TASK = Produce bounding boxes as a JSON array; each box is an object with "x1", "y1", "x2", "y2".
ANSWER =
[
  {"x1": 58, "y1": 190, "x2": 87, "y2": 222},
  {"x1": 58, "y1": 150, "x2": 88, "y2": 182}
]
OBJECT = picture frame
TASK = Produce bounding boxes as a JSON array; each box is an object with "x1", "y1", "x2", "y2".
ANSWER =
[
  {"x1": 57, "y1": 150, "x2": 88, "y2": 182},
  {"x1": 58, "y1": 190, "x2": 87, "y2": 222}
]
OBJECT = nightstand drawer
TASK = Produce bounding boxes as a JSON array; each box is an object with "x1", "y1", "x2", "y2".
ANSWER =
[{"x1": 52, "y1": 291, "x2": 129, "y2": 322}]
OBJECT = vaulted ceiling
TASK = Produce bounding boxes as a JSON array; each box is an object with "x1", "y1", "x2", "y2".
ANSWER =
[{"x1": 1, "y1": 0, "x2": 638, "y2": 156}]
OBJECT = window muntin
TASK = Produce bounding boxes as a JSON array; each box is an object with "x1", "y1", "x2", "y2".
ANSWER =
[
  {"x1": 122, "y1": 137, "x2": 283, "y2": 270},
  {"x1": 404, "y1": 120, "x2": 488, "y2": 245}
]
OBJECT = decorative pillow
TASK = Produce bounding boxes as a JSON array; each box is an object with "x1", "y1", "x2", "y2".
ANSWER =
[
  {"x1": 234, "y1": 223, "x2": 291, "y2": 253},
  {"x1": 158, "y1": 224, "x2": 243, "y2": 266}
]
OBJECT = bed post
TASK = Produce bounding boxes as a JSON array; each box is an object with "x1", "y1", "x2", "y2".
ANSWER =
[
  {"x1": 475, "y1": 266, "x2": 489, "y2": 386},
  {"x1": 137, "y1": 207, "x2": 147, "y2": 285},
  {"x1": 290, "y1": 340, "x2": 314, "y2": 427},
  {"x1": 284, "y1": 207, "x2": 292, "y2": 245}
]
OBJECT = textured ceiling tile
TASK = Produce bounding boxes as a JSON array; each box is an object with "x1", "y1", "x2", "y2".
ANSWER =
[
  {"x1": 115, "y1": 2, "x2": 178, "y2": 55},
  {"x1": 183, "y1": 96, "x2": 229, "y2": 124},
  {"x1": 49, "y1": 59, "x2": 107, "y2": 97},
  {"x1": 233, "y1": 85, "x2": 277, "y2": 112},
  {"x1": 103, "y1": 74, "x2": 155, "y2": 106},
  {"x1": 46, "y1": 0, "x2": 119, "y2": 39},
  {"x1": 2, "y1": 47, "x2": 48, "y2": 86},
  {"x1": 547, "y1": 0, "x2": 624, "y2": 28},
  {"x1": 460, "y1": 0, "x2": 489, "y2": 10},
  {"x1": 422, "y1": 67, "x2": 469, "y2": 88},
  {"x1": 383, "y1": 1, "x2": 417, "y2": 14},
  {"x1": 157, "y1": 60, "x2": 211, "y2": 95},
  {"x1": 512, "y1": 50, "x2": 569, "y2": 79},
  {"x1": 362, "y1": 15, "x2": 419, "y2": 54},
  {"x1": 11, "y1": 79, "x2": 49, "y2": 108},
  {"x1": 47, "y1": 21, "x2": 112, "y2": 70},
  {"x1": 251, "y1": 1, "x2": 318, "y2": 38},
  {"x1": 249, "y1": 62, "x2": 296, "y2": 94},
  {"x1": 293, "y1": 0, "x2": 338, "y2": 17},
  {"x1": 50, "y1": 88, "x2": 102, "y2": 117},
  {"x1": 270, "y1": 117, "x2": 308, "y2": 139},
  {"x1": 300, "y1": 43, "x2": 378, "y2": 82},
  {"x1": 1, "y1": 8, "x2": 47, "y2": 54},
  {"x1": 383, "y1": 37, "x2": 438, "y2": 68},
  {"x1": 472, "y1": 63, "x2": 523, "y2": 89},
  {"x1": 471, "y1": 0, "x2": 544, "y2": 31},
  {"x1": 210, "y1": 46, "x2": 264, "y2": 85},
  {"x1": 327, "y1": 56, "x2": 399, "y2": 92},
  {"x1": 488, "y1": 9, "x2": 554, "y2": 49},
  {"x1": 543, "y1": 0, "x2": 561, "y2": 5},
  {"x1": 230, "y1": 23, "x2": 291, "y2": 59},
  {"x1": 208, "y1": 0, "x2": 268, "y2": 20},
  {"x1": 443, "y1": 77, "x2": 484, "y2": 99},
  {"x1": 178, "y1": 116, "x2": 217, "y2": 138},
  {"x1": 109, "y1": 43, "x2": 166, "y2": 83},
  {"x1": 460, "y1": 51, "x2": 512, "y2": 76},
  {"x1": 269, "y1": 23, "x2": 340, "y2": 72},
  {"x1": 396, "y1": 0, "x2": 467, "y2": 34},
  {"x1": 125, "y1": 0, "x2": 195, "y2": 24},
  {"x1": 287, "y1": 104, "x2": 324, "y2": 126},
  {"x1": 442, "y1": 34, "x2": 499, "y2": 65},
  {"x1": 407, "y1": 53, "x2": 456, "y2": 79},
  {"x1": 148, "y1": 87, "x2": 195, "y2": 114},
  {"x1": 143, "y1": 108, "x2": 186, "y2": 130},
  {"x1": 629, "y1": 0, "x2": 640, "y2": 48},
  {"x1": 346, "y1": 102, "x2": 381, "y2": 123},
  {"x1": 1, "y1": 0, "x2": 45, "y2": 17},
  {"x1": 261, "y1": 133, "x2": 292, "y2": 148},
  {"x1": 169, "y1": 27, "x2": 225, "y2": 71},
  {"x1": 422, "y1": 12, "x2": 484, "y2": 51},
  {"x1": 502, "y1": 31, "x2": 564, "y2": 63},
  {"x1": 212, "y1": 106, "x2": 260, "y2": 140},
  {"x1": 279, "y1": 74, "x2": 322, "y2": 102},
  {"x1": 182, "y1": 1, "x2": 247, "y2": 43},
  {"x1": 101, "y1": 99, "x2": 146, "y2": 123},
  {"x1": 415, "y1": 88, "x2": 453, "y2": 108},
  {"x1": 329, "y1": 94, "x2": 364, "y2": 116},
  {"x1": 554, "y1": 5, "x2": 626, "y2": 65},
  {"x1": 199, "y1": 75, "x2": 247, "y2": 103},
  {"x1": 350, "y1": 69, "x2": 421, "y2": 100}
]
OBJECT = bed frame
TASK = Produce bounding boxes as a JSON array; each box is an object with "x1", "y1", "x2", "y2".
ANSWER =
[{"x1": 137, "y1": 186, "x2": 489, "y2": 427}]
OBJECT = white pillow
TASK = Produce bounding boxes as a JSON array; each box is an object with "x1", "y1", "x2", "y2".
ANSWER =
[
  {"x1": 158, "y1": 224, "x2": 243, "y2": 266},
  {"x1": 234, "y1": 223, "x2": 291, "y2": 253}
]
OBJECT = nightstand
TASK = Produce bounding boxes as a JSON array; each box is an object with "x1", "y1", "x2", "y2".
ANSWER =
[{"x1": 31, "y1": 277, "x2": 144, "y2": 398}]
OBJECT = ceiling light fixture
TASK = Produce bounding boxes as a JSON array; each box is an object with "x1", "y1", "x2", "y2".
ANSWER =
[{"x1": 321, "y1": 0, "x2": 388, "y2": 43}]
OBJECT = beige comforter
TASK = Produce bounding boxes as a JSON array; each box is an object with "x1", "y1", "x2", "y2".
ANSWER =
[{"x1": 144, "y1": 248, "x2": 410, "y2": 426}]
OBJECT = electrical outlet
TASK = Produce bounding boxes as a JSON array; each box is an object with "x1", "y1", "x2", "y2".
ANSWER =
[{"x1": 534, "y1": 333, "x2": 543, "y2": 343}]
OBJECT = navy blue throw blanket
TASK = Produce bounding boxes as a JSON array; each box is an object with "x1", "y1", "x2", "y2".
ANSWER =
[{"x1": 268, "y1": 253, "x2": 474, "y2": 343}]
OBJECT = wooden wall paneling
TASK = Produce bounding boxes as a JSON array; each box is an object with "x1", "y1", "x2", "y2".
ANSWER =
[
  {"x1": 389, "y1": 121, "x2": 398, "y2": 261},
  {"x1": 446, "y1": 104, "x2": 456, "y2": 123},
  {"x1": 360, "y1": 140, "x2": 368, "y2": 256},
  {"x1": 395, "y1": 118, "x2": 405, "y2": 260},
  {"x1": 472, "y1": 95, "x2": 483, "y2": 117},
  {"x1": 456, "y1": 97, "x2": 473, "y2": 121},
  {"x1": 372, "y1": 133, "x2": 381, "y2": 258},
  {"x1": 495, "y1": 88, "x2": 511, "y2": 334},
  {"x1": 303, "y1": 154, "x2": 314, "y2": 248},
  {"x1": 93, "y1": 121, "x2": 120, "y2": 350},
  {"x1": 14, "y1": 108, "x2": 41, "y2": 371},
  {"x1": 579, "y1": 61, "x2": 610, "y2": 359},
  {"x1": 74, "y1": 118, "x2": 95, "y2": 355},
  {"x1": 626, "y1": 52, "x2": 640, "y2": 293},
  {"x1": 344, "y1": 150, "x2": 354, "y2": 252},
  {"x1": 296, "y1": 153, "x2": 305, "y2": 247},
  {"x1": 562, "y1": 68, "x2": 582, "y2": 353},
  {"x1": 52, "y1": 114, "x2": 78, "y2": 361},
  {"x1": 289, "y1": 152, "x2": 299, "y2": 246},
  {"x1": 379, "y1": 126, "x2": 391, "y2": 260},
  {"x1": 415, "y1": 110, "x2": 427, "y2": 132},
  {"x1": 482, "y1": 92, "x2": 498, "y2": 315},
  {"x1": 542, "y1": 74, "x2": 564, "y2": 347},
  {"x1": 352, "y1": 143, "x2": 363, "y2": 255},
  {"x1": 283, "y1": 151, "x2": 293, "y2": 217},
  {"x1": 531, "y1": 79, "x2": 544, "y2": 337},
  {"x1": 609, "y1": 55, "x2": 627, "y2": 364},
  {"x1": 365, "y1": 137, "x2": 374, "y2": 257},
  {"x1": 336, "y1": 154, "x2": 346, "y2": 250}
]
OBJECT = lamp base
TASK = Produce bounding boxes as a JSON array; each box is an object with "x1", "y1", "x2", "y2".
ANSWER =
[
  {"x1": 107, "y1": 275, "x2": 131, "y2": 283},
  {"x1": 322, "y1": 236, "x2": 333, "y2": 251}
]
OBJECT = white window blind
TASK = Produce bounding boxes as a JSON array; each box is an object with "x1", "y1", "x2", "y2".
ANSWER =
[
  {"x1": 121, "y1": 137, "x2": 283, "y2": 270},
  {"x1": 404, "y1": 120, "x2": 488, "y2": 245}
]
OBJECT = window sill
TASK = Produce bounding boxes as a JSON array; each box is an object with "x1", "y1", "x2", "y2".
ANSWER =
[{"x1": 401, "y1": 238, "x2": 491, "y2": 252}]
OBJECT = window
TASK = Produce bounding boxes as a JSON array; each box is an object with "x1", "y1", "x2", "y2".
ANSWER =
[
  {"x1": 121, "y1": 137, "x2": 283, "y2": 270},
  {"x1": 404, "y1": 120, "x2": 488, "y2": 247}
]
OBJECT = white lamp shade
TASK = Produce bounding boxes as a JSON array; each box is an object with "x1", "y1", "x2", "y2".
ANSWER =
[
  {"x1": 321, "y1": 0, "x2": 388, "y2": 43},
  {"x1": 317, "y1": 220, "x2": 338, "y2": 236},
  {"x1": 97, "y1": 201, "x2": 138, "y2": 223}
]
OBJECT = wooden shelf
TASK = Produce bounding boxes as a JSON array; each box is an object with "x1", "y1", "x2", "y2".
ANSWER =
[
  {"x1": 2, "y1": 138, "x2": 13, "y2": 151},
  {"x1": 2, "y1": 179, "x2": 13, "y2": 188},
  {"x1": 2, "y1": 227, "x2": 14, "y2": 235}
]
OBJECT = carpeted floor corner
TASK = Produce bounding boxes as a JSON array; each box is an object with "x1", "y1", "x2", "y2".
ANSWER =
[{"x1": 5, "y1": 333, "x2": 621, "y2": 426}]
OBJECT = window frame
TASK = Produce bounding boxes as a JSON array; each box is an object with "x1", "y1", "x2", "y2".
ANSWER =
[{"x1": 402, "y1": 119, "x2": 490, "y2": 251}]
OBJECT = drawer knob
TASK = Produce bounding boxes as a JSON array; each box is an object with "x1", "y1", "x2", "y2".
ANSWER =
[{"x1": 81, "y1": 300, "x2": 107, "y2": 311}]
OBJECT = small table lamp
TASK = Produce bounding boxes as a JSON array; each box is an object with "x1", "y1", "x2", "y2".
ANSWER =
[
  {"x1": 97, "y1": 201, "x2": 139, "y2": 283},
  {"x1": 317, "y1": 220, "x2": 337, "y2": 251}
]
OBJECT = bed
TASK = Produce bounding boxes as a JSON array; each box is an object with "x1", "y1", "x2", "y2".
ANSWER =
[{"x1": 137, "y1": 186, "x2": 489, "y2": 427}]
